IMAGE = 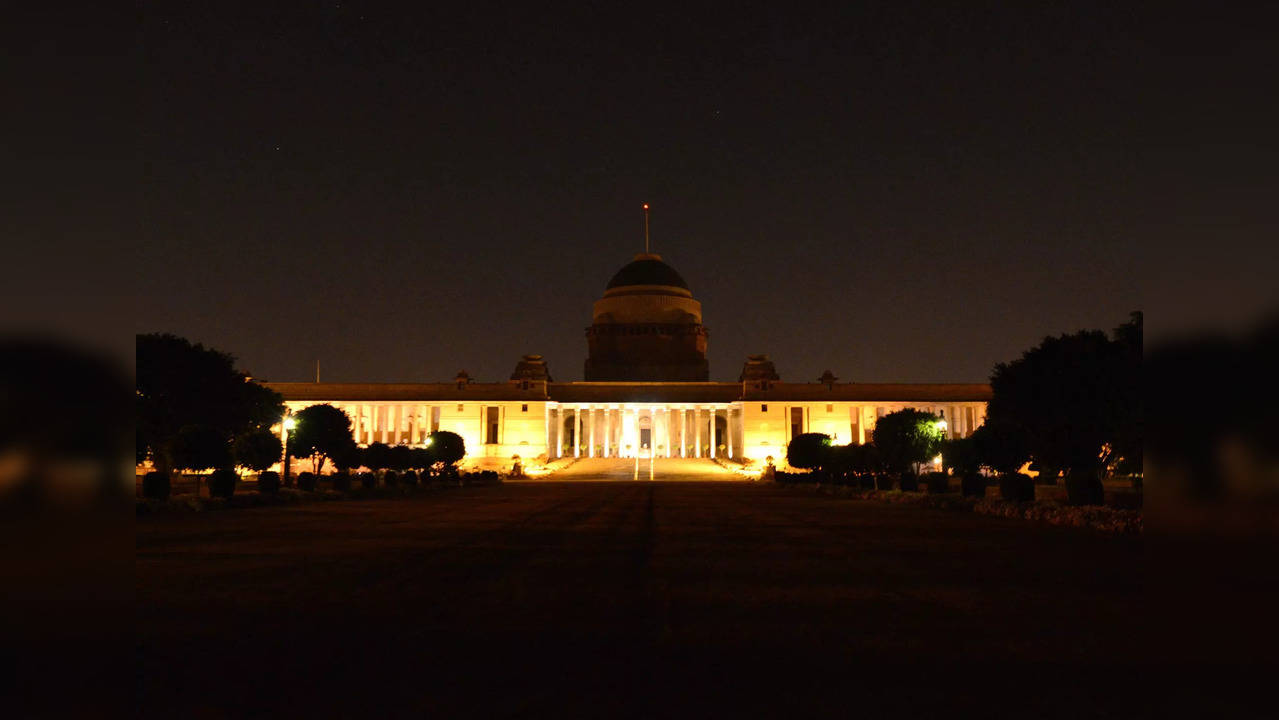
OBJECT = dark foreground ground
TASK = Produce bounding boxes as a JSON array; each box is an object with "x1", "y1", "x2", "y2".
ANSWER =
[{"x1": 136, "y1": 481, "x2": 1245, "y2": 718}]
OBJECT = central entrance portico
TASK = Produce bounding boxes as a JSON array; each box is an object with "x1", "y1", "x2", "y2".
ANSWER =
[{"x1": 550, "y1": 401, "x2": 738, "y2": 460}]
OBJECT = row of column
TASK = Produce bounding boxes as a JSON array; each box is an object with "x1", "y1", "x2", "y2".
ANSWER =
[
  {"x1": 549, "y1": 406, "x2": 736, "y2": 459},
  {"x1": 342, "y1": 404, "x2": 440, "y2": 446}
]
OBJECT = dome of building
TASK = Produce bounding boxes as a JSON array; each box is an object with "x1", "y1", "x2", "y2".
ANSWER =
[
  {"x1": 584, "y1": 252, "x2": 709, "y2": 381},
  {"x1": 605, "y1": 253, "x2": 689, "y2": 291}
]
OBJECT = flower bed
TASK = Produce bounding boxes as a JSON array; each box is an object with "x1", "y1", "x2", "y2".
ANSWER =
[
  {"x1": 135, "y1": 477, "x2": 496, "y2": 515},
  {"x1": 801, "y1": 484, "x2": 1141, "y2": 534}
]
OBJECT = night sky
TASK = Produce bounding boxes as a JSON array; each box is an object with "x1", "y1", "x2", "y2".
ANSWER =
[{"x1": 126, "y1": 3, "x2": 1274, "y2": 383}]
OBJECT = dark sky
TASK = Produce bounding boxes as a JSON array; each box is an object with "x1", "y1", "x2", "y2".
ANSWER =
[{"x1": 127, "y1": 3, "x2": 1274, "y2": 383}]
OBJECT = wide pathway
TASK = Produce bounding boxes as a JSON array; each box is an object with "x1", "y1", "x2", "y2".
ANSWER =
[
  {"x1": 137, "y1": 482, "x2": 1203, "y2": 717},
  {"x1": 546, "y1": 456, "x2": 740, "y2": 481}
]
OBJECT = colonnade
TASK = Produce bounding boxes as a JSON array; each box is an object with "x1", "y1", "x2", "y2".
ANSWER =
[
  {"x1": 548, "y1": 404, "x2": 738, "y2": 460},
  {"x1": 340, "y1": 403, "x2": 441, "y2": 446}
]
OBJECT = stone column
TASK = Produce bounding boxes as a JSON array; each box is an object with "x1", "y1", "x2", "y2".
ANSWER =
[
  {"x1": 667, "y1": 407, "x2": 674, "y2": 458},
  {"x1": 549, "y1": 409, "x2": 560, "y2": 460},
  {"x1": 679, "y1": 408, "x2": 687, "y2": 457},
  {"x1": 574, "y1": 408, "x2": 581, "y2": 458},
  {"x1": 727, "y1": 408, "x2": 734, "y2": 459},
  {"x1": 710, "y1": 408, "x2": 717, "y2": 458},
  {"x1": 694, "y1": 407, "x2": 702, "y2": 458},
  {"x1": 603, "y1": 407, "x2": 611, "y2": 458},
  {"x1": 588, "y1": 407, "x2": 596, "y2": 457}
]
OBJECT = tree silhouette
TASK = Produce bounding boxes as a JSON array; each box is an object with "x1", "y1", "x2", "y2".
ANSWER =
[
  {"x1": 986, "y1": 314, "x2": 1141, "y2": 478},
  {"x1": 136, "y1": 333, "x2": 283, "y2": 476},
  {"x1": 871, "y1": 409, "x2": 946, "y2": 475},
  {"x1": 288, "y1": 404, "x2": 354, "y2": 474},
  {"x1": 233, "y1": 429, "x2": 283, "y2": 472}
]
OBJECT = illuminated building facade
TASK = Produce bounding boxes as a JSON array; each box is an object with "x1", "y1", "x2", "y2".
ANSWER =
[{"x1": 267, "y1": 254, "x2": 990, "y2": 465}]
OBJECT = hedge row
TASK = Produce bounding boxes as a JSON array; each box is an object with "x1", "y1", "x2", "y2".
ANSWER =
[
  {"x1": 138, "y1": 468, "x2": 502, "y2": 502},
  {"x1": 773, "y1": 470, "x2": 1123, "y2": 506}
]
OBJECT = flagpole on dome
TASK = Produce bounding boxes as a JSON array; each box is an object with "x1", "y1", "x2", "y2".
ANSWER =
[{"x1": 643, "y1": 203, "x2": 650, "y2": 254}]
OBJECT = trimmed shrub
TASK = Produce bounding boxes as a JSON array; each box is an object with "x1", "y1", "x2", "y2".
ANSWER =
[
  {"x1": 1065, "y1": 473, "x2": 1105, "y2": 506},
  {"x1": 297, "y1": 471, "x2": 317, "y2": 492},
  {"x1": 208, "y1": 468, "x2": 238, "y2": 499},
  {"x1": 257, "y1": 471, "x2": 280, "y2": 495},
  {"x1": 142, "y1": 471, "x2": 171, "y2": 500},
  {"x1": 358, "y1": 472, "x2": 376, "y2": 489},
  {"x1": 899, "y1": 473, "x2": 919, "y2": 492},
  {"x1": 401, "y1": 470, "x2": 418, "y2": 486},
  {"x1": 875, "y1": 475, "x2": 895, "y2": 491},
  {"x1": 924, "y1": 472, "x2": 948, "y2": 494},
  {"x1": 383, "y1": 470, "x2": 399, "y2": 487},
  {"x1": 787, "y1": 433, "x2": 832, "y2": 471},
  {"x1": 999, "y1": 473, "x2": 1035, "y2": 502},
  {"x1": 330, "y1": 472, "x2": 352, "y2": 492},
  {"x1": 960, "y1": 474, "x2": 986, "y2": 498}
]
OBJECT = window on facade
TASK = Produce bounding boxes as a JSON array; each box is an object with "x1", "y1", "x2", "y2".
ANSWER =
[
  {"x1": 790, "y1": 407, "x2": 804, "y2": 438},
  {"x1": 457, "y1": 404, "x2": 464, "y2": 412},
  {"x1": 521, "y1": 404, "x2": 528, "y2": 412},
  {"x1": 485, "y1": 406, "x2": 499, "y2": 445},
  {"x1": 826, "y1": 404, "x2": 833, "y2": 413},
  {"x1": 520, "y1": 380, "x2": 530, "y2": 390},
  {"x1": 761, "y1": 404, "x2": 768, "y2": 412}
]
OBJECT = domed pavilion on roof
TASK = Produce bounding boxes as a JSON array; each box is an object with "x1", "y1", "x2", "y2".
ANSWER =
[{"x1": 584, "y1": 253, "x2": 709, "y2": 381}]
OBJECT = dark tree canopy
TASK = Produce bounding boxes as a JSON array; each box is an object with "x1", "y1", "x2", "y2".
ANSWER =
[
  {"x1": 362, "y1": 442, "x2": 392, "y2": 471},
  {"x1": 971, "y1": 416, "x2": 1031, "y2": 474},
  {"x1": 136, "y1": 333, "x2": 283, "y2": 474},
  {"x1": 942, "y1": 436, "x2": 981, "y2": 476},
  {"x1": 409, "y1": 447, "x2": 433, "y2": 471},
  {"x1": 172, "y1": 424, "x2": 231, "y2": 472},
  {"x1": 427, "y1": 431, "x2": 466, "y2": 469},
  {"x1": 233, "y1": 429, "x2": 283, "y2": 472},
  {"x1": 871, "y1": 408, "x2": 947, "y2": 474},
  {"x1": 327, "y1": 439, "x2": 361, "y2": 472},
  {"x1": 388, "y1": 444, "x2": 413, "y2": 471},
  {"x1": 288, "y1": 404, "x2": 354, "y2": 474},
  {"x1": 786, "y1": 433, "x2": 831, "y2": 471},
  {"x1": 823, "y1": 443, "x2": 880, "y2": 477},
  {"x1": 986, "y1": 313, "x2": 1141, "y2": 477}
]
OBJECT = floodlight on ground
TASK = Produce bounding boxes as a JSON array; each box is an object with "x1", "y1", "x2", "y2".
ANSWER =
[{"x1": 283, "y1": 418, "x2": 297, "y2": 430}]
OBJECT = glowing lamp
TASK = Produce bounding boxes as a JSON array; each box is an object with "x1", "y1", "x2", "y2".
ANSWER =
[
  {"x1": 283, "y1": 418, "x2": 297, "y2": 430},
  {"x1": 935, "y1": 419, "x2": 947, "y2": 431}
]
